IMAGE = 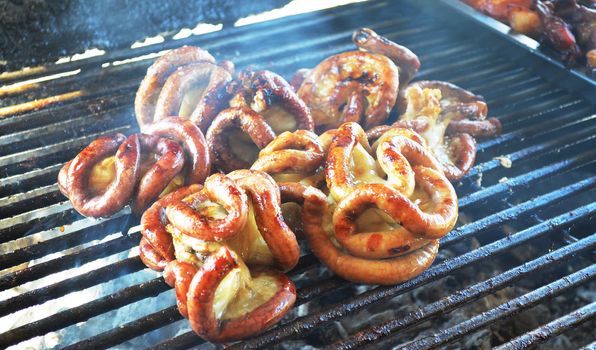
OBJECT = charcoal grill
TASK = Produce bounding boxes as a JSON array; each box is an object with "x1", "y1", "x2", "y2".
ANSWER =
[{"x1": 1, "y1": 0, "x2": 595, "y2": 349}]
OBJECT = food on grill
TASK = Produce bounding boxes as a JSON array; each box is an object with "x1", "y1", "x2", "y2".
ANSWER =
[
  {"x1": 296, "y1": 27, "x2": 501, "y2": 181},
  {"x1": 134, "y1": 46, "x2": 234, "y2": 130},
  {"x1": 463, "y1": 0, "x2": 595, "y2": 68},
  {"x1": 164, "y1": 247, "x2": 295, "y2": 343},
  {"x1": 140, "y1": 184, "x2": 203, "y2": 271},
  {"x1": 140, "y1": 171, "x2": 299, "y2": 342},
  {"x1": 58, "y1": 118, "x2": 209, "y2": 216},
  {"x1": 535, "y1": 0, "x2": 583, "y2": 62},
  {"x1": 297, "y1": 33, "x2": 403, "y2": 130},
  {"x1": 369, "y1": 80, "x2": 501, "y2": 181},
  {"x1": 228, "y1": 69, "x2": 314, "y2": 133},
  {"x1": 56, "y1": 25, "x2": 502, "y2": 343},
  {"x1": 295, "y1": 28, "x2": 422, "y2": 131},
  {"x1": 205, "y1": 106, "x2": 277, "y2": 173},
  {"x1": 289, "y1": 68, "x2": 311, "y2": 91},
  {"x1": 205, "y1": 69, "x2": 315, "y2": 172},
  {"x1": 58, "y1": 134, "x2": 142, "y2": 217},
  {"x1": 553, "y1": 0, "x2": 596, "y2": 68},
  {"x1": 297, "y1": 50, "x2": 399, "y2": 131},
  {"x1": 251, "y1": 129, "x2": 326, "y2": 187},
  {"x1": 352, "y1": 27, "x2": 421, "y2": 86},
  {"x1": 144, "y1": 117, "x2": 211, "y2": 184},
  {"x1": 299, "y1": 122, "x2": 457, "y2": 284}
]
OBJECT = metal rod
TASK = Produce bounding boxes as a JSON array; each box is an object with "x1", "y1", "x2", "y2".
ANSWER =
[
  {"x1": 0, "y1": 277, "x2": 169, "y2": 348},
  {"x1": 442, "y1": 176, "x2": 596, "y2": 246},
  {"x1": 329, "y1": 233, "x2": 596, "y2": 349},
  {"x1": 465, "y1": 126, "x2": 596, "y2": 179},
  {"x1": 0, "y1": 1, "x2": 392, "y2": 85},
  {"x1": 63, "y1": 306, "x2": 183, "y2": 350},
  {"x1": 459, "y1": 149, "x2": 596, "y2": 208},
  {"x1": 397, "y1": 265, "x2": 596, "y2": 350},
  {"x1": 494, "y1": 301, "x2": 596, "y2": 350},
  {"x1": 477, "y1": 105, "x2": 593, "y2": 152},
  {"x1": 0, "y1": 230, "x2": 140, "y2": 291}
]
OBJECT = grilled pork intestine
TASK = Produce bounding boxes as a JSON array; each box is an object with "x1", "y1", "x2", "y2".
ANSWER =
[
  {"x1": 397, "y1": 85, "x2": 476, "y2": 181},
  {"x1": 251, "y1": 129, "x2": 326, "y2": 188},
  {"x1": 295, "y1": 28, "x2": 421, "y2": 131},
  {"x1": 294, "y1": 122, "x2": 457, "y2": 285},
  {"x1": 367, "y1": 80, "x2": 500, "y2": 181},
  {"x1": 229, "y1": 69, "x2": 313, "y2": 133},
  {"x1": 134, "y1": 46, "x2": 234, "y2": 131},
  {"x1": 205, "y1": 69, "x2": 314, "y2": 172},
  {"x1": 58, "y1": 118, "x2": 209, "y2": 217},
  {"x1": 140, "y1": 171, "x2": 298, "y2": 342},
  {"x1": 297, "y1": 51, "x2": 399, "y2": 131},
  {"x1": 464, "y1": 0, "x2": 595, "y2": 67}
]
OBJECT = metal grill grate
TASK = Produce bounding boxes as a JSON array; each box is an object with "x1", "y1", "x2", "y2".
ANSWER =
[{"x1": 1, "y1": 1, "x2": 595, "y2": 349}]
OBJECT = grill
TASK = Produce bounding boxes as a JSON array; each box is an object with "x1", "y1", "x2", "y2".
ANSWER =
[{"x1": 1, "y1": 0, "x2": 595, "y2": 349}]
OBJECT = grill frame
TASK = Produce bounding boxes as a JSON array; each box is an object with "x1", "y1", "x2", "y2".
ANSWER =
[{"x1": 0, "y1": 0, "x2": 595, "y2": 349}]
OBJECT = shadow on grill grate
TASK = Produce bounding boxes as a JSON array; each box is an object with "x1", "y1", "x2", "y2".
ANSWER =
[{"x1": 0, "y1": 0, "x2": 594, "y2": 349}]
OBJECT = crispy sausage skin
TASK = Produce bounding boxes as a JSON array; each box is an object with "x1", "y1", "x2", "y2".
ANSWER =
[
  {"x1": 141, "y1": 172, "x2": 299, "y2": 342},
  {"x1": 165, "y1": 174, "x2": 249, "y2": 242},
  {"x1": 394, "y1": 82, "x2": 494, "y2": 181},
  {"x1": 145, "y1": 117, "x2": 210, "y2": 185},
  {"x1": 298, "y1": 51, "x2": 399, "y2": 131},
  {"x1": 251, "y1": 129, "x2": 324, "y2": 176},
  {"x1": 228, "y1": 170, "x2": 300, "y2": 271},
  {"x1": 297, "y1": 122, "x2": 457, "y2": 284},
  {"x1": 135, "y1": 46, "x2": 233, "y2": 130},
  {"x1": 132, "y1": 134, "x2": 185, "y2": 214},
  {"x1": 352, "y1": 27, "x2": 421, "y2": 86},
  {"x1": 301, "y1": 183, "x2": 440, "y2": 285},
  {"x1": 58, "y1": 118, "x2": 210, "y2": 218},
  {"x1": 140, "y1": 184, "x2": 202, "y2": 271},
  {"x1": 206, "y1": 107, "x2": 276, "y2": 172},
  {"x1": 65, "y1": 134, "x2": 140, "y2": 217},
  {"x1": 185, "y1": 247, "x2": 296, "y2": 342}
]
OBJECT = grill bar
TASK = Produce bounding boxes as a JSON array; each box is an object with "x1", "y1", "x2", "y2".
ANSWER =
[
  {"x1": 149, "y1": 332, "x2": 203, "y2": 350},
  {"x1": 465, "y1": 129, "x2": 596, "y2": 179},
  {"x1": 494, "y1": 302, "x2": 596, "y2": 350},
  {"x1": 330, "y1": 234, "x2": 596, "y2": 349},
  {"x1": 0, "y1": 277, "x2": 169, "y2": 348},
  {"x1": 0, "y1": 256, "x2": 145, "y2": 318},
  {"x1": 0, "y1": 126, "x2": 132, "y2": 172},
  {"x1": 441, "y1": 176, "x2": 596, "y2": 246},
  {"x1": 0, "y1": 14, "x2": 438, "y2": 109},
  {"x1": 0, "y1": 215, "x2": 131, "y2": 270},
  {"x1": 477, "y1": 105, "x2": 593, "y2": 152},
  {"x1": 62, "y1": 306, "x2": 183, "y2": 350},
  {"x1": 398, "y1": 264, "x2": 596, "y2": 350},
  {"x1": 459, "y1": 151, "x2": 596, "y2": 207},
  {"x1": 330, "y1": 233, "x2": 596, "y2": 349},
  {"x1": 228, "y1": 202, "x2": 596, "y2": 349},
  {"x1": 0, "y1": 226, "x2": 138, "y2": 291}
]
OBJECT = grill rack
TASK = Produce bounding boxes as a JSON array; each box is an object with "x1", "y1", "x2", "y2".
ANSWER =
[{"x1": 1, "y1": 0, "x2": 595, "y2": 349}]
